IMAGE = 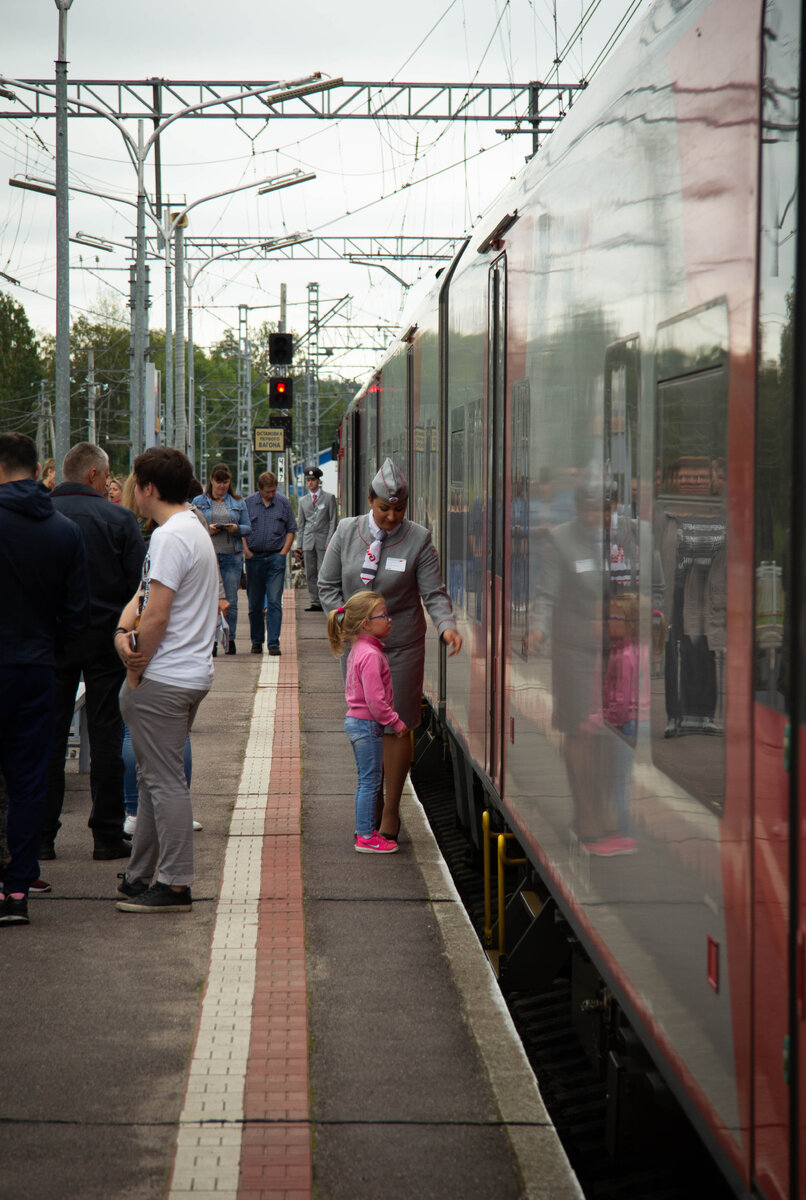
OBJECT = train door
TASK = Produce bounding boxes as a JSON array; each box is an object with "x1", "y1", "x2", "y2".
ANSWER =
[
  {"x1": 751, "y1": 2, "x2": 802, "y2": 1196},
  {"x1": 485, "y1": 254, "x2": 507, "y2": 789}
]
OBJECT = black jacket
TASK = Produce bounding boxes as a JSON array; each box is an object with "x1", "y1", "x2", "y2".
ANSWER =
[
  {"x1": 50, "y1": 482, "x2": 146, "y2": 634},
  {"x1": 0, "y1": 478, "x2": 90, "y2": 667}
]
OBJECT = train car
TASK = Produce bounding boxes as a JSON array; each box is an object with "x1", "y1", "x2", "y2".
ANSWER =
[{"x1": 337, "y1": 0, "x2": 804, "y2": 1195}]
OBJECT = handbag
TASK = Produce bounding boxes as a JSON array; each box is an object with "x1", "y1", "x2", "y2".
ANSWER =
[{"x1": 215, "y1": 613, "x2": 230, "y2": 654}]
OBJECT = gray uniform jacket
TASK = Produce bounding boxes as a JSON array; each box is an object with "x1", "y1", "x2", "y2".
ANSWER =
[
  {"x1": 297, "y1": 489, "x2": 338, "y2": 551},
  {"x1": 318, "y1": 514, "x2": 457, "y2": 728}
]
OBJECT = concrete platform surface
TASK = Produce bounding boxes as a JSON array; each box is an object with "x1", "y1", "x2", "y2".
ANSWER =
[{"x1": 0, "y1": 589, "x2": 581, "y2": 1200}]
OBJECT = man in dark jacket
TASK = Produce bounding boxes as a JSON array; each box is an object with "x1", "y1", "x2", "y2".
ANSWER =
[
  {"x1": 42, "y1": 442, "x2": 146, "y2": 861},
  {"x1": 0, "y1": 433, "x2": 89, "y2": 926}
]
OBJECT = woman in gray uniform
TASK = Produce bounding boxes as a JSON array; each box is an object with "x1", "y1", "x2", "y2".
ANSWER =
[{"x1": 318, "y1": 458, "x2": 462, "y2": 840}]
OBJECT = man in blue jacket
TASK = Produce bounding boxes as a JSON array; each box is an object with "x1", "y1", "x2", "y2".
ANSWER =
[
  {"x1": 0, "y1": 433, "x2": 89, "y2": 926},
  {"x1": 42, "y1": 442, "x2": 146, "y2": 861}
]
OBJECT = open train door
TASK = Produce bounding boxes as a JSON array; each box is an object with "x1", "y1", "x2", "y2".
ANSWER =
[{"x1": 484, "y1": 254, "x2": 507, "y2": 792}]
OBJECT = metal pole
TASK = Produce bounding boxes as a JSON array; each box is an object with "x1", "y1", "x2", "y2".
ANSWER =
[
  {"x1": 279, "y1": 282, "x2": 287, "y2": 333},
  {"x1": 54, "y1": 0, "x2": 74, "y2": 480},
  {"x1": 164, "y1": 220, "x2": 174, "y2": 446},
  {"x1": 199, "y1": 387, "x2": 207, "y2": 484},
  {"x1": 187, "y1": 283, "x2": 195, "y2": 474},
  {"x1": 174, "y1": 215, "x2": 187, "y2": 452},
  {"x1": 87, "y1": 346, "x2": 96, "y2": 442},
  {"x1": 36, "y1": 380, "x2": 47, "y2": 462},
  {"x1": 131, "y1": 119, "x2": 147, "y2": 463}
]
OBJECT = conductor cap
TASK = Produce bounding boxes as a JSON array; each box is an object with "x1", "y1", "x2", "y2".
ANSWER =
[
  {"x1": 371, "y1": 457, "x2": 408, "y2": 507},
  {"x1": 304, "y1": 467, "x2": 323, "y2": 480}
]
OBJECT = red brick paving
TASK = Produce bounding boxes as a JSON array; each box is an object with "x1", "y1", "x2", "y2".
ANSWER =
[{"x1": 238, "y1": 595, "x2": 312, "y2": 1200}]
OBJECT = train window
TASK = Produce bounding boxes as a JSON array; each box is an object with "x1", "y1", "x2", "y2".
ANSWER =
[
  {"x1": 602, "y1": 340, "x2": 640, "y2": 748},
  {"x1": 652, "y1": 304, "x2": 728, "y2": 815}
]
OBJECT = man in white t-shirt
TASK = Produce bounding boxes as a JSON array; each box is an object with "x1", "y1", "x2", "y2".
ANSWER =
[{"x1": 112, "y1": 447, "x2": 218, "y2": 913}]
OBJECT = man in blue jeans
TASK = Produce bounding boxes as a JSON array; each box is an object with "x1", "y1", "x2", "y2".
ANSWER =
[{"x1": 243, "y1": 471, "x2": 297, "y2": 656}]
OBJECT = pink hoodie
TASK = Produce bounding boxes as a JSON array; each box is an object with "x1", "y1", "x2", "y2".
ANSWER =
[{"x1": 345, "y1": 634, "x2": 406, "y2": 732}]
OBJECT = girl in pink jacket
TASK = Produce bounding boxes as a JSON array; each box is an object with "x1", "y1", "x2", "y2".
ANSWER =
[{"x1": 327, "y1": 591, "x2": 408, "y2": 853}]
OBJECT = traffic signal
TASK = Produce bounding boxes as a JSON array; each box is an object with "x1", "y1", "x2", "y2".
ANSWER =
[
  {"x1": 269, "y1": 332, "x2": 293, "y2": 365},
  {"x1": 269, "y1": 377, "x2": 293, "y2": 408}
]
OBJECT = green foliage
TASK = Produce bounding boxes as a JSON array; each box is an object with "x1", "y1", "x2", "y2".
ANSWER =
[{"x1": 0, "y1": 291, "x2": 45, "y2": 437}]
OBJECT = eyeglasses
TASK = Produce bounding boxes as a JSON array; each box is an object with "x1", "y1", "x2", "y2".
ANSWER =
[{"x1": 368, "y1": 611, "x2": 391, "y2": 621}]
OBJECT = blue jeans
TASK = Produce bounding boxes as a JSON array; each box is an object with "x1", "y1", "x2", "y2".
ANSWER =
[
  {"x1": 246, "y1": 553, "x2": 286, "y2": 648},
  {"x1": 217, "y1": 552, "x2": 242, "y2": 641},
  {"x1": 345, "y1": 716, "x2": 384, "y2": 838},
  {"x1": 122, "y1": 723, "x2": 191, "y2": 816}
]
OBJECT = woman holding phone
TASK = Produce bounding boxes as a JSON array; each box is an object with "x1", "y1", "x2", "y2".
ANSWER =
[{"x1": 192, "y1": 465, "x2": 250, "y2": 654}]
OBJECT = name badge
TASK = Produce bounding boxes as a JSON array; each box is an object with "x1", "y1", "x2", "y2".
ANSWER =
[
  {"x1": 575, "y1": 558, "x2": 596, "y2": 573},
  {"x1": 386, "y1": 557, "x2": 407, "y2": 573}
]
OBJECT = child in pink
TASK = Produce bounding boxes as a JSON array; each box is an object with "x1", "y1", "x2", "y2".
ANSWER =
[{"x1": 327, "y1": 591, "x2": 407, "y2": 854}]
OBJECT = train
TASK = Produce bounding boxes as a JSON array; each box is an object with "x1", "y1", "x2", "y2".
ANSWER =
[{"x1": 334, "y1": 0, "x2": 804, "y2": 1195}]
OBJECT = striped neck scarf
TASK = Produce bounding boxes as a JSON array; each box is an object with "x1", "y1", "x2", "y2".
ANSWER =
[{"x1": 359, "y1": 513, "x2": 387, "y2": 584}]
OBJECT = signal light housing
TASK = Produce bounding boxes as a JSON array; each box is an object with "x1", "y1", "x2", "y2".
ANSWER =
[
  {"x1": 269, "y1": 332, "x2": 294, "y2": 365},
  {"x1": 269, "y1": 377, "x2": 293, "y2": 408}
]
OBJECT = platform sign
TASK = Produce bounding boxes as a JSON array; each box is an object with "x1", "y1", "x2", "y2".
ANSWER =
[{"x1": 254, "y1": 427, "x2": 284, "y2": 452}]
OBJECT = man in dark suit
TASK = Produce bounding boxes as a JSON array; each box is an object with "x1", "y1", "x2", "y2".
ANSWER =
[
  {"x1": 42, "y1": 442, "x2": 146, "y2": 861},
  {"x1": 296, "y1": 466, "x2": 337, "y2": 612}
]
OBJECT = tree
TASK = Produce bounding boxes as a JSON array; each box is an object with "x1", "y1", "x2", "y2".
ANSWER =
[{"x1": 0, "y1": 291, "x2": 45, "y2": 438}]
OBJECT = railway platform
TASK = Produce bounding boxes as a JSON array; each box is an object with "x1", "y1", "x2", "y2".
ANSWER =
[{"x1": 0, "y1": 587, "x2": 581, "y2": 1200}]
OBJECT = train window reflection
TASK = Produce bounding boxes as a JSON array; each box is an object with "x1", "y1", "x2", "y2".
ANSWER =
[
  {"x1": 603, "y1": 339, "x2": 641, "y2": 758},
  {"x1": 653, "y1": 361, "x2": 728, "y2": 815}
]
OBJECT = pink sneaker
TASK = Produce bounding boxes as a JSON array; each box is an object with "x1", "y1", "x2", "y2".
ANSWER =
[
  {"x1": 355, "y1": 832, "x2": 399, "y2": 854},
  {"x1": 588, "y1": 835, "x2": 637, "y2": 857}
]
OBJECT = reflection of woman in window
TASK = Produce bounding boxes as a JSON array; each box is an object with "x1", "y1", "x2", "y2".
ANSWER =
[{"x1": 602, "y1": 593, "x2": 642, "y2": 854}]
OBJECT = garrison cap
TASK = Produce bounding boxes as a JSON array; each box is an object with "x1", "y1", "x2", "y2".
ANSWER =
[
  {"x1": 304, "y1": 467, "x2": 323, "y2": 480},
  {"x1": 371, "y1": 457, "x2": 409, "y2": 507}
]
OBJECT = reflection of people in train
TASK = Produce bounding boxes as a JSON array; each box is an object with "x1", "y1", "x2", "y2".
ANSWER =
[
  {"x1": 529, "y1": 465, "x2": 610, "y2": 847},
  {"x1": 448, "y1": 489, "x2": 465, "y2": 606},
  {"x1": 511, "y1": 478, "x2": 529, "y2": 613},
  {"x1": 522, "y1": 468, "x2": 574, "y2": 655},
  {"x1": 658, "y1": 457, "x2": 726, "y2": 737},
  {"x1": 601, "y1": 593, "x2": 642, "y2": 855}
]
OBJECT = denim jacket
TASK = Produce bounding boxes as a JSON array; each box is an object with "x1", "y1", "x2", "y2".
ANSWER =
[{"x1": 192, "y1": 493, "x2": 251, "y2": 545}]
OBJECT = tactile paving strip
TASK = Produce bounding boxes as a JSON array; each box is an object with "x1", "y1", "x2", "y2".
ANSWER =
[{"x1": 168, "y1": 597, "x2": 310, "y2": 1199}]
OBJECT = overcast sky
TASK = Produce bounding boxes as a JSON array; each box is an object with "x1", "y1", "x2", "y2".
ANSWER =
[{"x1": 1, "y1": 0, "x2": 645, "y2": 380}]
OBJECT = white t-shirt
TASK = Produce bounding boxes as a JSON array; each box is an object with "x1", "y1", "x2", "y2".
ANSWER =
[{"x1": 140, "y1": 510, "x2": 218, "y2": 689}]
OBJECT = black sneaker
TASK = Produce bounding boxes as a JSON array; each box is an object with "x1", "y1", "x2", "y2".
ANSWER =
[
  {"x1": 226, "y1": 639, "x2": 236, "y2": 655},
  {"x1": 39, "y1": 844, "x2": 56, "y2": 861},
  {"x1": 116, "y1": 872, "x2": 149, "y2": 900},
  {"x1": 116, "y1": 880, "x2": 192, "y2": 913},
  {"x1": 93, "y1": 839, "x2": 132, "y2": 861},
  {"x1": 251, "y1": 643, "x2": 263, "y2": 654},
  {"x1": 0, "y1": 894, "x2": 29, "y2": 926},
  {"x1": 268, "y1": 646, "x2": 281, "y2": 656}
]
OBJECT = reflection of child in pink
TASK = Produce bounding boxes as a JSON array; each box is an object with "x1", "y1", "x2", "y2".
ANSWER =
[{"x1": 597, "y1": 594, "x2": 644, "y2": 856}]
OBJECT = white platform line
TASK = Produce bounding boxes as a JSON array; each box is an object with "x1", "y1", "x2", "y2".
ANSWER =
[{"x1": 167, "y1": 657, "x2": 278, "y2": 1200}]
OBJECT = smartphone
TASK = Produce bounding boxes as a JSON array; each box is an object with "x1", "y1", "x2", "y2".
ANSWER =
[{"x1": 129, "y1": 631, "x2": 139, "y2": 651}]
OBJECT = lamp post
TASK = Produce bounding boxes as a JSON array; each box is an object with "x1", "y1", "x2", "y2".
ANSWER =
[{"x1": 54, "y1": 0, "x2": 74, "y2": 480}]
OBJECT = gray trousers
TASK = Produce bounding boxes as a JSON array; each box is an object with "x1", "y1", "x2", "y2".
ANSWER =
[
  {"x1": 119, "y1": 676, "x2": 208, "y2": 888},
  {"x1": 304, "y1": 544, "x2": 326, "y2": 606}
]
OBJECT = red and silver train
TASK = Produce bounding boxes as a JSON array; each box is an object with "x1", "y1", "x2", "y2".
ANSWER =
[{"x1": 337, "y1": 0, "x2": 804, "y2": 1195}]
